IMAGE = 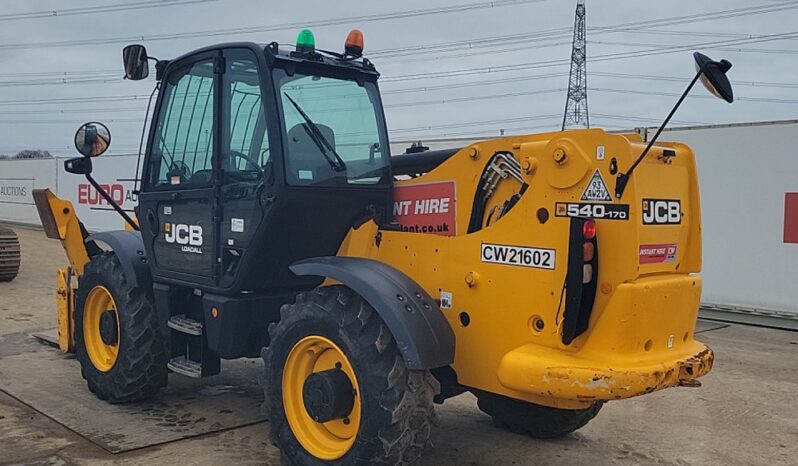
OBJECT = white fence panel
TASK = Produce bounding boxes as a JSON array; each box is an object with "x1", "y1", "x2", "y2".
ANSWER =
[
  {"x1": 661, "y1": 121, "x2": 798, "y2": 323},
  {"x1": 0, "y1": 158, "x2": 58, "y2": 225}
]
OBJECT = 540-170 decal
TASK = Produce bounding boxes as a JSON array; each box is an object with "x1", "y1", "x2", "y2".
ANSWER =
[{"x1": 555, "y1": 202, "x2": 629, "y2": 220}]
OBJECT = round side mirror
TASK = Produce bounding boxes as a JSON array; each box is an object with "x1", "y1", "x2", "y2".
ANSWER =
[
  {"x1": 74, "y1": 122, "x2": 111, "y2": 157},
  {"x1": 693, "y1": 52, "x2": 733, "y2": 103},
  {"x1": 123, "y1": 44, "x2": 149, "y2": 81}
]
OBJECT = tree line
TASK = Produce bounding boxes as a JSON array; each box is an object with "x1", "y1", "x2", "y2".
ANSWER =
[{"x1": 0, "y1": 150, "x2": 53, "y2": 160}]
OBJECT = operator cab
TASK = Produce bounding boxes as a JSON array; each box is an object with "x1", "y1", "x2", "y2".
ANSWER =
[{"x1": 125, "y1": 30, "x2": 392, "y2": 294}]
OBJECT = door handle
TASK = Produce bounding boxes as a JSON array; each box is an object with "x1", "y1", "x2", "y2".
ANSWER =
[{"x1": 146, "y1": 210, "x2": 157, "y2": 230}]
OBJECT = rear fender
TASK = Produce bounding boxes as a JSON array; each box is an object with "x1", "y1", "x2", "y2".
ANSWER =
[{"x1": 290, "y1": 256, "x2": 455, "y2": 370}]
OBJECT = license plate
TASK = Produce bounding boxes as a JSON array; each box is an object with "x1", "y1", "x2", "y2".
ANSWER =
[{"x1": 480, "y1": 243, "x2": 555, "y2": 269}]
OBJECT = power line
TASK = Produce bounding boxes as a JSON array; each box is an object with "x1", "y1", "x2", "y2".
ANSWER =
[
  {"x1": 391, "y1": 113, "x2": 563, "y2": 133},
  {"x1": 391, "y1": 112, "x2": 703, "y2": 135},
  {"x1": 590, "y1": 87, "x2": 798, "y2": 104},
  {"x1": 0, "y1": 0, "x2": 792, "y2": 53},
  {"x1": 591, "y1": 72, "x2": 798, "y2": 90},
  {"x1": 379, "y1": 29, "x2": 798, "y2": 82},
  {"x1": 0, "y1": 0, "x2": 219, "y2": 22},
  {"x1": 0, "y1": 95, "x2": 150, "y2": 106},
  {"x1": 0, "y1": 0, "x2": 547, "y2": 51},
  {"x1": 590, "y1": 39, "x2": 798, "y2": 55},
  {"x1": 385, "y1": 88, "x2": 564, "y2": 108},
  {"x1": 589, "y1": 1, "x2": 798, "y2": 34},
  {"x1": 5, "y1": 1, "x2": 798, "y2": 84},
  {"x1": 613, "y1": 27, "x2": 798, "y2": 41}
]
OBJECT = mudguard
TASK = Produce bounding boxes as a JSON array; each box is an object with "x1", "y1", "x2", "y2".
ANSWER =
[
  {"x1": 290, "y1": 256, "x2": 456, "y2": 370},
  {"x1": 86, "y1": 231, "x2": 152, "y2": 292}
]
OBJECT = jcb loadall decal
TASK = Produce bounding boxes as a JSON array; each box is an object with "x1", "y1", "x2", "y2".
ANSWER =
[{"x1": 164, "y1": 222, "x2": 204, "y2": 254}]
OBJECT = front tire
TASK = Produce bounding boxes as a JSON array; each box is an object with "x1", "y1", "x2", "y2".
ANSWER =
[
  {"x1": 74, "y1": 252, "x2": 168, "y2": 403},
  {"x1": 476, "y1": 392, "x2": 602, "y2": 439},
  {"x1": 262, "y1": 286, "x2": 439, "y2": 465}
]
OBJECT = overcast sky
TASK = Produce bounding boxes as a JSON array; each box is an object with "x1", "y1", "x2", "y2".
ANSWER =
[{"x1": 0, "y1": 0, "x2": 795, "y2": 156}]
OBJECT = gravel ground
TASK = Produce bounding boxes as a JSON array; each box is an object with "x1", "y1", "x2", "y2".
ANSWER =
[{"x1": 1, "y1": 225, "x2": 796, "y2": 465}]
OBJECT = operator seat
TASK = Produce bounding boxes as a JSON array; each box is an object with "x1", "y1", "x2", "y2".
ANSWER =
[{"x1": 286, "y1": 123, "x2": 337, "y2": 185}]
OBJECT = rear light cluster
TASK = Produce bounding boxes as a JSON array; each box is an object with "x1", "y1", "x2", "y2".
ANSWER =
[
  {"x1": 582, "y1": 219, "x2": 596, "y2": 284},
  {"x1": 561, "y1": 217, "x2": 599, "y2": 345}
]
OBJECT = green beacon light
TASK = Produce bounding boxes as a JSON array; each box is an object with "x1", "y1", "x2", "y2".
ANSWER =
[{"x1": 296, "y1": 29, "x2": 315, "y2": 54}]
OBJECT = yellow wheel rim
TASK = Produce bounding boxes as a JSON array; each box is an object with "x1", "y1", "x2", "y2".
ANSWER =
[
  {"x1": 283, "y1": 336, "x2": 361, "y2": 460},
  {"x1": 83, "y1": 285, "x2": 120, "y2": 372}
]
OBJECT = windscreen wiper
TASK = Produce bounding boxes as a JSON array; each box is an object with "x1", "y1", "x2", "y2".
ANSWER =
[{"x1": 283, "y1": 93, "x2": 347, "y2": 172}]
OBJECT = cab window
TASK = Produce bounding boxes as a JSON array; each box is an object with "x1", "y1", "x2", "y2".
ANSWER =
[
  {"x1": 274, "y1": 69, "x2": 389, "y2": 186},
  {"x1": 148, "y1": 59, "x2": 215, "y2": 188},
  {"x1": 223, "y1": 52, "x2": 270, "y2": 185}
]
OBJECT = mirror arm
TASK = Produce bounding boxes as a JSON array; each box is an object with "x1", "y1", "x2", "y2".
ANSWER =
[
  {"x1": 614, "y1": 70, "x2": 702, "y2": 199},
  {"x1": 85, "y1": 172, "x2": 140, "y2": 231},
  {"x1": 155, "y1": 59, "x2": 169, "y2": 81}
]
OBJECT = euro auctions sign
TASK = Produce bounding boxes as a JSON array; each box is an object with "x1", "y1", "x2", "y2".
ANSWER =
[
  {"x1": 57, "y1": 155, "x2": 140, "y2": 232},
  {"x1": 0, "y1": 180, "x2": 32, "y2": 204},
  {"x1": 392, "y1": 181, "x2": 457, "y2": 236}
]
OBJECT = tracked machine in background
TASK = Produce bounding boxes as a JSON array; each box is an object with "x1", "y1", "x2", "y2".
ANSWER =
[
  {"x1": 0, "y1": 226, "x2": 20, "y2": 282},
  {"x1": 33, "y1": 29, "x2": 734, "y2": 464}
]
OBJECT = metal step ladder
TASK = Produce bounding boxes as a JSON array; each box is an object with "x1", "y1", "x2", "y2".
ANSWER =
[
  {"x1": 167, "y1": 314, "x2": 219, "y2": 378},
  {"x1": 167, "y1": 356, "x2": 203, "y2": 378},
  {"x1": 167, "y1": 314, "x2": 203, "y2": 336}
]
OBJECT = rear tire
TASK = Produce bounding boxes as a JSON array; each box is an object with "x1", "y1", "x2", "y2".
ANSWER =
[
  {"x1": 262, "y1": 285, "x2": 439, "y2": 465},
  {"x1": 75, "y1": 252, "x2": 168, "y2": 403},
  {"x1": 0, "y1": 227, "x2": 20, "y2": 282},
  {"x1": 475, "y1": 392, "x2": 602, "y2": 439}
]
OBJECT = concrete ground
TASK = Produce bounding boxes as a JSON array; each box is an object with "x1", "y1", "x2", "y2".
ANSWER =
[{"x1": 1, "y1": 225, "x2": 796, "y2": 465}]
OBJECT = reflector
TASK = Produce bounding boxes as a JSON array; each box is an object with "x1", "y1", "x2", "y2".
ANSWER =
[{"x1": 582, "y1": 264, "x2": 593, "y2": 284}]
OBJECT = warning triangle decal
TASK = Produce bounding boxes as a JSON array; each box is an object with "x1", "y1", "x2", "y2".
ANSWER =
[{"x1": 580, "y1": 169, "x2": 612, "y2": 201}]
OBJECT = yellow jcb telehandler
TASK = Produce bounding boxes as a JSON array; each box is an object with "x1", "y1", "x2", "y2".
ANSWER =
[{"x1": 33, "y1": 29, "x2": 732, "y2": 464}]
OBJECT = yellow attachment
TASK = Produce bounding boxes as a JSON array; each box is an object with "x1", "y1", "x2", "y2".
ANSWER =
[
  {"x1": 282, "y1": 336, "x2": 361, "y2": 460},
  {"x1": 83, "y1": 285, "x2": 120, "y2": 372},
  {"x1": 55, "y1": 267, "x2": 75, "y2": 352},
  {"x1": 32, "y1": 188, "x2": 91, "y2": 276}
]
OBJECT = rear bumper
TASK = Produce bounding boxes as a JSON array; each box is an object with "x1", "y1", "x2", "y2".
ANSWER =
[
  {"x1": 497, "y1": 274, "x2": 713, "y2": 402},
  {"x1": 497, "y1": 341, "x2": 713, "y2": 401}
]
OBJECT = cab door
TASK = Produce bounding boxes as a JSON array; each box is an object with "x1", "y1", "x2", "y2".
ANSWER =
[
  {"x1": 138, "y1": 51, "x2": 221, "y2": 287},
  {"x1": 217, "y1": 47, "x2": 275, "y2": 290}
]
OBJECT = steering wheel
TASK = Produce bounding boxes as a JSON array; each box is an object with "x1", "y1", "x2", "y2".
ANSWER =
[
  {"x1": 229, "y1": 150, "x2": 263, "y2": 172},
  {"x1": 226, "y1": 150, "x2": 264, "y2": 182}
]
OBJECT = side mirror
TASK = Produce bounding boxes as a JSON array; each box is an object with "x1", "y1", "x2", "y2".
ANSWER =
[
  {"x1": 693, "y1": 52, "x2": 733, "y2": 103},
  {"x1": 123, "y1": 44, "x2": 149, "y2": 80},
  {"x1": 74, "y1": 122, "x2": 111, "y2": 157},
  {"x1": 64, "y1": 156, "x2": 92, "y2": 175}
]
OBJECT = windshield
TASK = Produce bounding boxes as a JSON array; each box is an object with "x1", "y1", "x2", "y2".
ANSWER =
[{"x1": 274, "y1": 69, "x2": 390, "y2": 186}]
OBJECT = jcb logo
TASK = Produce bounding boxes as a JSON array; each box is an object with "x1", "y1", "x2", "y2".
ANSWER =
[
  {"x1": 164, "y1": 222, "x2": 203, "y2": 246},
  {"x1": 642, "y1": 199, "x2": 681, "y2": 225}
]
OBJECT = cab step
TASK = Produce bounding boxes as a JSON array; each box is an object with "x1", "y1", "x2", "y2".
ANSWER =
[
  {"x1": 167, "y1": 314, "x2": 203, "y2": 336},
  {"x1": 167, "y1": 356, "x2": 202, "y2": 378}
]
